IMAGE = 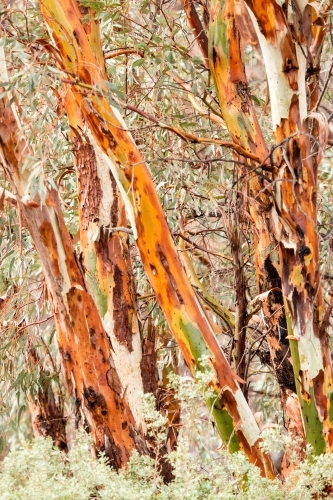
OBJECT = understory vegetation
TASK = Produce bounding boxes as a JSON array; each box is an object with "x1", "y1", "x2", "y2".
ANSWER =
[{"x1": 2, "y1": 380, "x2": 333, "y2": 500}]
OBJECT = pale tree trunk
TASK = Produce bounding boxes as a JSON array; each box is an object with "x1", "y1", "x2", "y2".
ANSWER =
[
  {"x1": 39, "y1": 0, "x2": 274, "y2": 475},
  {"x1": 181, "y1": 0, "x2": 296, "y2": 406},
  {"x1": 65, "y1": 91, "x2": 146, "y2": 434},
  {"x1": 65, "y1": 94, "x2": 174, "y2": 480},
  {"x1": 207, "y1": 0, "x2": 297, "y2": 423}
]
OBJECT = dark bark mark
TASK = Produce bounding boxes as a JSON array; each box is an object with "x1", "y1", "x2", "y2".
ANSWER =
[
  {"x1": 39, "y1": 220, "x2": 61, "y2": 281},
  {"x1": 157, "y1": 245, "x2": 184, "y2": 305},
  {"x1": 263, "y1": 256, "x2": 296, "y2": 392},
  {"x1": 75, "y1": 138, "x2": 102, "y2": 230},
  {"x1": 212, "y1": 46, "x2": 218, "y2": 65},
  {"x1": 140, "y1": 318, "x2": 159, "y2": 394},
  {"x1": 110, "y1": 170, "x2": 118, "y2": 227},
  {"x1": 106, "y1": 366, "x2": 123, "y2": 396},
  {"x1": 313, "y1": 370, "x2": 327, "y2": 420},
  {"x1": 113, "y1": 265, "x2": 133, "y2": 349},
  {"x1": 28, "y1": 345, "x2": 68, "y2": 452},
  {"x1": 84, "y1": 386, "x2": 108, "y2": 413}
]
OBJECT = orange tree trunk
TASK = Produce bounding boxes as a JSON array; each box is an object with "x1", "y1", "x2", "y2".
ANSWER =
[
  {"x1": 0, "y1": 88, "x2": 147, "y2": 468},
  {"x1": 38, "y1": 0, "x2": 274, "y2": 476},
  {"x1": 242, "y1": 0, "x2": 333, "y2": 453},
  {"x1": 65, "y1": 90, "x2": 148, "y2": 434},
  {"x1": 65, "y1": 94, "x2": 175, "y2": 479},
  {"x1": 207, "y1": 0, "x2": 296, "y2": 399}
]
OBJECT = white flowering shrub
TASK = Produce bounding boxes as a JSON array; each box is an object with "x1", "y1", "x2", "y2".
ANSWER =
[{"x1": 1, "y1": 378, "x2": 333, "y2": 500}]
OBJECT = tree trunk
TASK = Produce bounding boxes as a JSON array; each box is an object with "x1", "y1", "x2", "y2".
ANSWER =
[
  {"x1": 0, "y1": 77, "x2": 147, "y2": 468},
  {"x1": 65, "y1": 91, "x2": 147, "y2": 434},
  {"x1": 39, "y1": 0, "x2": 274, "y2": 475},
  {"x1": 244, "y1": 0, "x2": 333, "y2": 453},
  {"x1": 208, "y1": 0, "x2": 296, "y2": 412}
]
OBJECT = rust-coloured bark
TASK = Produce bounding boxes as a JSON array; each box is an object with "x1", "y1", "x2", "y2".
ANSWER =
[
  {"x1": 244, "y1": 0, "x2": 333, "y2": 453},
  {"x1": 208, "y1": 0, "x2": 295, "y2": 400},
  {"x1": 64, "y1": 89, "x2": 148, "y2": 439},
  {"x1": 180, "y1": 0, "x2": 209, "y2": 66},
  {"x1": 65, "y1": 89, "x2": 177, "y2": 476},
  {"x1": 27, "y1": 344, "x2": 68, "y2": 452},
  {"x1": 39, "y1": 0, "x2": 274, "y2": 475},
  {"x1": 0, "y1": 94, "x2": 146, "y2": 469}
]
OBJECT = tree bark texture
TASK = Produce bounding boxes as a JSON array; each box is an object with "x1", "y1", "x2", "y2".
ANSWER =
[
  {"x1": 38, "y1": 0, "x2": 274, "y2": 475},
  {"x1": 242, "y1": 0, "x2": 333, "y2": 453},
  {"x1": 27, "y1": 345, "x2": 68, "y2": 452},
  {"x1": 208, "y1": 0, "x2": 296, "y2": 407},
  {"x1": 65, "y1": 90, "x2": 147, "y2": 433},
  {"x1": 0, "y1": 85, "x2": 147, "y2": 468}
]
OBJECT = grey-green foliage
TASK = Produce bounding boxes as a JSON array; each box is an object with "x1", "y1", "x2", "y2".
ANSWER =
[
  {"x1": 2, "y1": 424, "x2": 333, "y2": 499},
  {"x1": 1, "y1": 379, "x2": 333, "y2": 500}
]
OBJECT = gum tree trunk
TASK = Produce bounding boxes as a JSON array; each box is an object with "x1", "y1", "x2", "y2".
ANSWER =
[
  {"x1": 207, "y1": 0, "x2": 296, "y2": 408},
  {"x1": 38, "y1": 0, "x2": 274, "y2": 475},
  {"x1": 65, "y1": 91, "x2": 147, "y2": 434},
  {"x1": 0, "y1": 57, "x2": 147, "y2": 466},
  {"x1": 243, "y1": 0, "x2": 333, "y2": 454}
]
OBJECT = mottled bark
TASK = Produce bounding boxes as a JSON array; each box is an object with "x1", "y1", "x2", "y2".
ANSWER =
[
  {"x1": 208, "y1": 0, "x2": 295, "y2": 400},
  {"x1": 244, "y1": 0, "x2": 333, "y2": 454},
  {"x1": 65, "y1": 92, "x2": 146, "y2": 432},
  {"x1": 27, "y1": 345, "x2": 68, "y2": 452},
  {"x1": 66, "y1": 90, "x2": 177, "y2": 477},
  {"x1": 39, "y1": 0, "x2": 274, "y2": 475},
  {"x1": 0, "y1": 88, "x2": 146, "y2": 468}
]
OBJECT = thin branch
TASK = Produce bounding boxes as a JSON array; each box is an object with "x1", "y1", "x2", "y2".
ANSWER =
[
  {"x1": 16, "y1": 316, "x2": 53, "y2": 336},
  {"x1": 168, "y1": 71, "x2": 226, "y2": 127},
  {"x1": 124, "y1": 102, "x2": 262, "y2": 162},
  {"x1": 108, "y1": 226, "x2": 133, "y2": 234},
  {"x1": 316, "y1": 57, "x2": 333, "y2": 110},
  {"x1": 104, "y1": 48, "x2": 144, "y2": 60},
  {"x1": 175, "y1": 232, "x2": 233, "y2": 261},
  {"x1": 0, "y1": 186, "x2": 17, "y2": 205},
  {"x1": 61, "y1": 77, "x2": 265, "y2": 163}
]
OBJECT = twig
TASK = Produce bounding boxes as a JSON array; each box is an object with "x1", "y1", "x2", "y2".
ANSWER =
[
  {"x1": 104, "y1": 48, "x2": 144, "y2": 60},
  {"x1": 175, "y1": 232, "x2": 233, "y2": 261},
  {"x1": 316, "y1": 57, "x2": 333, "y2": 110},
  {"x1": 108, "y1": 226, "x2": 133, "y2": 234},
  {"x1": 16, "y1": 316, "x2": 53, "y2": 336}
]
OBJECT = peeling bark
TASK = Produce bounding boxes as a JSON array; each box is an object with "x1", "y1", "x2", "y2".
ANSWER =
[
  {"x1": 0, "y1": 89, "x2": 146, "y2": 468},
  {"x1": 39, "y1": 0, "x2": 274, "y2": 475},
  {"x1": 65, "y1": 91, "x2": 146, "y2": 431},
  {"x1": 208, "y1": 0, "x2": 296, "y2": 404},
  {"x1": 27, "y1": 345, "x2": 68, "y2": 452},
  {"x1": 244, "y1": 0, "x2": 333, "y2": 453}
]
